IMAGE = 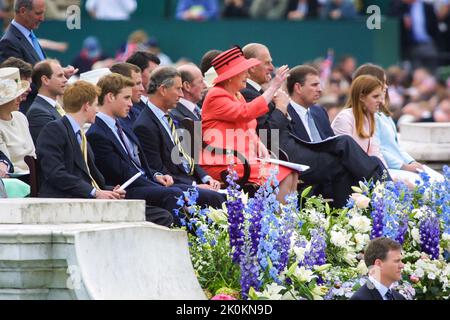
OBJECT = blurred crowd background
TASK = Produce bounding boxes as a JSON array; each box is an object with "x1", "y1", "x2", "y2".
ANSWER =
[{"x1": 1, "y1": 0, "x2": 449, "y2": 126}]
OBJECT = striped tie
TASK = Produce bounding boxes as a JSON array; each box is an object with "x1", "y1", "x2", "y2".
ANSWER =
[
  {"x1": 55, "y1": 102, "x2": 66, "y2": 117},
  {"x1": 78, "y1": 130, "x2": 100, "y2": 190},
  {"x1": 164, "y1": 114, "x2": 195, "y2": 175}
]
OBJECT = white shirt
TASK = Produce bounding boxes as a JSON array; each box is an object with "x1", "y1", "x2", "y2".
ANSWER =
[
  {"x1": 290, "y1": 100, "x2": 313, "y2": 141},
  {"x1": 178, "y1": 98, "x2": 198, "y2": 115},
  {"x1": 368, "y1": 276, "x2": 395, "y2": 300},
  {"x1": 85, "y1": 0, "x2": 137, "y2": 20},
  {"x1": 37, "y1": 94, "x2": 57, "y2": 109},
  {"x1": 247, "y1": 79, "x2": 262, "y2": 93}
]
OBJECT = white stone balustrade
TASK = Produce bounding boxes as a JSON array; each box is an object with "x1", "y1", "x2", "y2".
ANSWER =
[
  {"x1": 0, "y1": 199, "x2": 205, "y2": 300},
  {"x1": 399, "y1": 122, "x2": 450, "y2": 169}
]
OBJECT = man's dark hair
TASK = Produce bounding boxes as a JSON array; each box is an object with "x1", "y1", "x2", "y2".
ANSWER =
[
  {"x1": 286, "y1": 65, "x2": 319, "y2": 95},
  {"x1": 110, "y1": 62, "x2": 141, "y2": 79},
  {"x1": 31, "y1": 59, "x2": 59, "y2": 90},
  {"x1": 0, "y1": 57, "x2": 32, "y2": 79},
  {"x1": 199, "y1": 49, "x2": 222, "y2": 76},
  {"x1": 126, "y1": 51, "x2": 160, "y2": 72},
  {"x1": 364, "y1": 237, "x2": 402, "y2": 268}
]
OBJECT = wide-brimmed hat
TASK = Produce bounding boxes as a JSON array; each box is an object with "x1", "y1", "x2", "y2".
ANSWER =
[
  {"x1": 211, "y1": 45, "x2": 261, "y2": 85},
  {"x1": 0, "y1": 67, "x2": 30, "y2": 106},
  {"x1": 80, "y1": 68, "x2": 111, "y2": 85}
]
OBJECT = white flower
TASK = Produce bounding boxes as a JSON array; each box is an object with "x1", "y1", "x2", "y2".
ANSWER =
[
  {"x1": 373, "y1": 183, "x2": 384, "y2": 198},
  {"x1": 428, "y1": 273, "x2": 436, "y2": 280},
  {"x1": 311, "y1": 286, "x2": 327, "y2": 300},
  {"x1": 293, "y1": 247, "x2": 307, "y2": 263},
  {"x1": 411, "y1": 227, "x2": 421, "y2": 244},
  {"x1": 207, "y1": 208, "x2": 228, "y2": 225},
  {"x1": 354, "y1": 233, "x2": 370, "y2": 251},
  {"x1": 344, "y1": 252, "x2": 358, "y2": 265},
  {"x1": 356, "y1": 259, "x2": 368, "y2": 275},
  {"x1": 330, "y1": 230, "x2": 352, "y2": 248},
  {"x1": 350, "y1": 193, "x2": 370, "y2": 209},
  {"x1": 414, "y1": 267, "x2": 425, "y2": 278},
  {"x1": 349, "y1": 215, "x2": 372, "y2": 233},
  {"x1": 412, "y1": 207, "x2": 427, "y2": 220},
  {"x1": 255, "y1": 283, "x2": 285, "y2": 300},
  {"x1": 294, "y1": 266, "x2": 316, "y2": 283}
]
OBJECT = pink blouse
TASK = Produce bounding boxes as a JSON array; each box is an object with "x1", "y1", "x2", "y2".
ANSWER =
[{"x1": 331, "y1": 108, "x2": 387, "y2": 167}]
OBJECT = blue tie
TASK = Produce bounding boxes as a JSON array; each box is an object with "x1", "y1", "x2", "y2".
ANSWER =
[
  {"x1": 29, "y1": 31, "x2": 45, "y2": 60},
  {"x1": 306, "y1": 109, "x2": 321, "y2": 142}
]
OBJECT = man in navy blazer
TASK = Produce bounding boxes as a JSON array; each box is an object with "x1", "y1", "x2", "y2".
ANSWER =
[
  {"x1": 351, "y1": 237, "x2": 406, "y2": 300},
  {"x1": 86, "y1": 73, "x2": 187, "y2": 225},
  {"x1": 0, "y1": 0, "x2": 76, "y2": 113},
  {"x1": 36, "y1": 80, "x2": 125, "y2": 200},
  {"x1": 133, "y1": 67, "x2": 225, "y2": 209},
  {"x1": 26, "y1": 59, "x2": 67, "y2": 143}
]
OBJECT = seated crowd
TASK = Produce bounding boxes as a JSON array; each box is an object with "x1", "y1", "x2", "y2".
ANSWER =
[{"x1": 2, "y1": 39, "x2": 430, "y2": 227}]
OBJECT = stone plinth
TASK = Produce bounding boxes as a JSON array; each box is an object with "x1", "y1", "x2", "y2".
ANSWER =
[
  {"x1": 0, "y1": 199, "x2": 205, "y2": 300},
  {"x1": 399, "y1": 123, "x2": 450, "y2": 169}
]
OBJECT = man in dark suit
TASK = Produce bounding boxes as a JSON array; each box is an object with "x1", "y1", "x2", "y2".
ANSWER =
[
  {"x1": 170, "y1": 64, "x2": 205, "y2": 122},
  {"x1": 351, "y1": 237, "x2": 406, "y2": 300},
  {"x1": 241, "y1": 43, "x2": 290, "y2": 138},
  {"x1": 36, "y1": 80, "x2": 125, "y2": 200},
  {"x1": 109, "y1": 62, "x2": 145, "y2": 128},
  {"x1": 126, "y1": 51, "x2": 160, "y2": 114},
  {"x1": 133, "y1": 66, "x2": 225, "y2": 209},
  {"x1": 26, "y1": 59, "x2": 67, "y2": 143},
  {"x1": 0, "y1": 0, "x2": 76, "y2": 113},
  {"x1": 86, "y1": 73, "x2": 187, "y2": 225}
]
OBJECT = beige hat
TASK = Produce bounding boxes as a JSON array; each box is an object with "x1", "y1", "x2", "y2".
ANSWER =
[
  {"x1": 0, "y1": 67, "x2": 30, "y2": 106},
  {"x1": 79, "y1": 68, "x2": 112, "y2": 85}
]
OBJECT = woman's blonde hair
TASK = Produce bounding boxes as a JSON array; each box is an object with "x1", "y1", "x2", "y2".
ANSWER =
[{"x1": 346, "y1": 75, "x2": 383, "y2": 139}]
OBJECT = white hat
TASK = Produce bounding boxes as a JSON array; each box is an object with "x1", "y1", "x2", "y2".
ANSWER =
[
  {"x1": 0, "y1": 67, "x2": 30, "y2": 106},
  {"x1": 79, "y1": 68, "x2": 111, "y2": 85}
]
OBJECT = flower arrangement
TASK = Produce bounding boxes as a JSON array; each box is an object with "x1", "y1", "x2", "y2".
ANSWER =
[{"x1": 175, "y1": 165, "x2": 450, "y2": 300}]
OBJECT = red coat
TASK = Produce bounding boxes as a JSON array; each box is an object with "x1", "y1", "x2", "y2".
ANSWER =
[{"x1": 201, "y1": 86, "x2": 291, "y2": 184}]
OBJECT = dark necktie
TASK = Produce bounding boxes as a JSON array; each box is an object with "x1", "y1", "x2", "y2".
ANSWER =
[
  {"x1": 385, "y1": 289, "x2": 394, "y2": 300},
  {"x1": 115, "y1": 121, "x2": 142, "y2": 171},
  {"x1": 164, "y1": 114, "x2": 194, "y2": 175}
]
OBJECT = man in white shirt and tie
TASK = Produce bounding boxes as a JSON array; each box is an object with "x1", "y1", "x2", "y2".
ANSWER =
[
  {"x1": 351, "y1": 237, "x2": 406, "y2": 300},
  {"x1": 27, "y1": 59, "x2": 67, "y2": 143},
  {"x1": 0, "y1": 0, "x2": 77, "y2": 114},
  {"x1": 170, "y1": 64, "x2": 205, "y2": 122}
]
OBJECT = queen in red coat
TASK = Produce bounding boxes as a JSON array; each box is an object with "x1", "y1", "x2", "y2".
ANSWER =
[{"x1": 201, "y1": 46, "x2": 298, "y2": 203}]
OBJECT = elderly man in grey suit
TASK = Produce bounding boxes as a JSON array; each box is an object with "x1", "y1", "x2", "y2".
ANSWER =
[
  {"x1": 26, "y1": 59, "x2": 67, "y2": 143},
  {"x1": 170, "y1": 64, "x2": 205, "y2": 122}
]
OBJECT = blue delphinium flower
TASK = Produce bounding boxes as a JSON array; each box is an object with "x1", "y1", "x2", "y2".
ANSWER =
[
  {"x1": 419, "y1": 211, "x2": 441, "y2": 260},
  {"x1": 239, "y1": 243, "x2": 261, "y2": 299},
  {"x1": 226, "y1": 164, "x2": 246, "y2": 264}
]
